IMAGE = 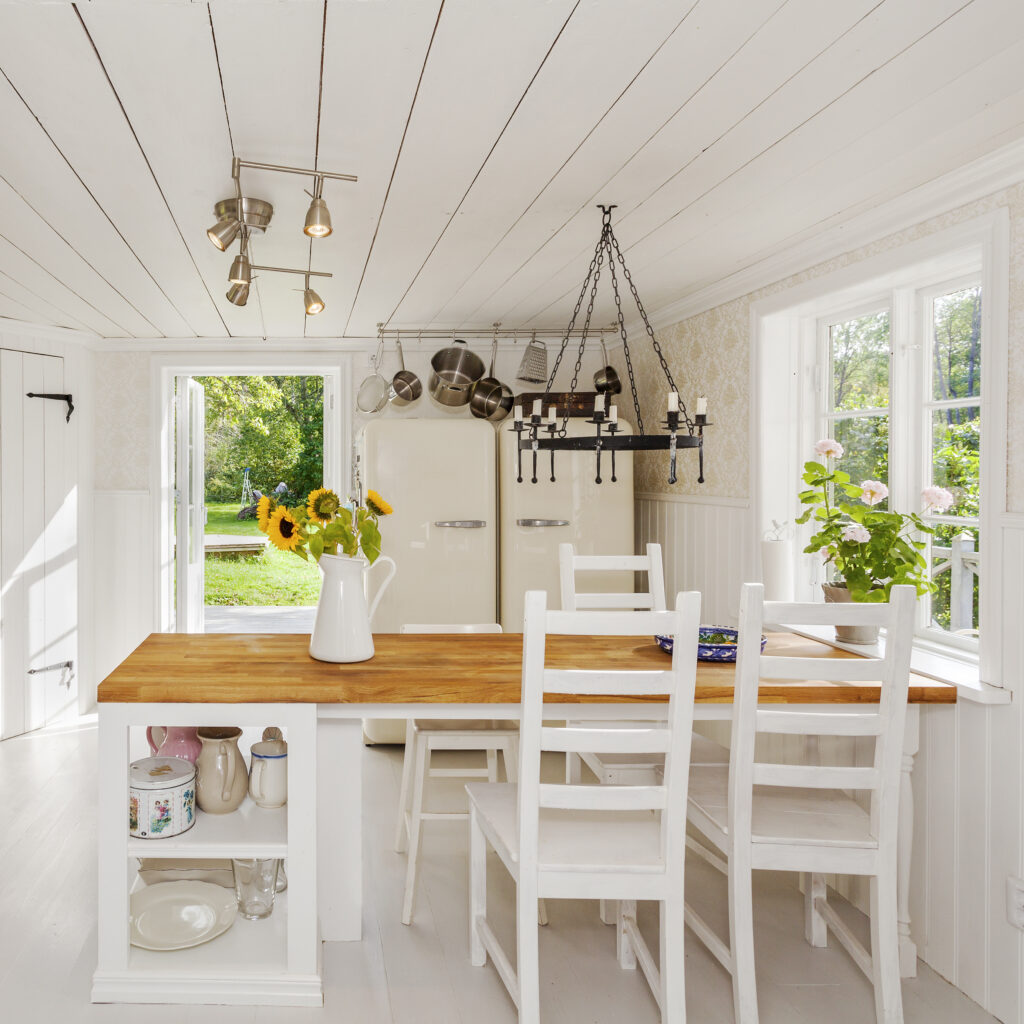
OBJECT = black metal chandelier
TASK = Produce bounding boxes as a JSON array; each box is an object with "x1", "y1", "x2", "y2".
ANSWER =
[{"x1": 512, "y1": 205, "x2": 709, "y2": 485}]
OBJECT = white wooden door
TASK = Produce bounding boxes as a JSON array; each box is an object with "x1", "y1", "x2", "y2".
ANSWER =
[
  {"x1": 175, "y1": 377, "x2": 205, "y2": 633},
  {"x1": 0, "y1": 350, "x2": 78, "y2": 739}
]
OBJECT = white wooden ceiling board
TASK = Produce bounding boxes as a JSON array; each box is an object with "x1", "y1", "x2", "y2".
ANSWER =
[
  {"x1": 0, "y1": 182, "x2": 133, "y2": 336},
  {"x1": 498, "y1": 0, "x2": 1016, "y2": 327},
  {"x1": 0, "y1": 273, "x2": 60, "y2": 328},
  {"x1": 387, "y1": 0, "x2": 692, "y2": 330},
  {"x1": 0, "y1": 79, "x2": 158, "y2": 336},
  {"x1": 486, "y1": 0, "x2": 897, "y2": 326},
  {"x1": 343, "y1": 0, "x2": 579, "y2": 336},
  {"x1": 428, "y1": 0, "x2": 786, "y2": 328},
  {"x1": 611, "y1": 0, "x2": 1024, "y2": 300},
  {"x1": 211, "y1": 1, "x2": 325, "y2": 338},
  {"x1": 0, "y1": 292, "x2": 56, "y2": 329},
  {"x1": 0, "y1": 5, "x2": 198, "y2": 337},
  {"x1": 75, "y1": 3, "x2": 236, "y2": 338},
  {"x1": 301, "y1": 0, "x2": 442, "y2": 338}
]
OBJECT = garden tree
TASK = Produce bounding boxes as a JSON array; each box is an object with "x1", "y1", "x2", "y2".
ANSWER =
[{"x1": 194, "y1": 375, "x2": 324, "y2": 501}]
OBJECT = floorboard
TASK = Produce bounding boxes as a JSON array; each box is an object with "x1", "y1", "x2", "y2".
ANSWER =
[{"x1": 0, "y1": 718, "x2": 998, "y2": 1023}]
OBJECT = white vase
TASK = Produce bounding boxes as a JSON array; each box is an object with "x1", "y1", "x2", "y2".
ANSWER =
[{"x1": 309, "y1": 553, "x2": 397, "y2": 663}]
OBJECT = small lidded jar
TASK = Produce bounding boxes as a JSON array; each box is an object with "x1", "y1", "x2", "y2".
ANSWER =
[{"x1": 129, "y1": 756, "x2": 197, "y2": 839}]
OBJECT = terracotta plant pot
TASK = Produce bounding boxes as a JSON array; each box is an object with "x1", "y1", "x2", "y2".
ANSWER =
[{"x1": 822, "y1": 583, "x2": 880, "y2": 645}]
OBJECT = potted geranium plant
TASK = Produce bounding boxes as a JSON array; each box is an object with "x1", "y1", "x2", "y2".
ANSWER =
[
  {"x1": 256, "y1": 488, "x2": 396, "y2": 663},
  {"x1": 796, "y1": 440, "x2": 953, "y2": 642}
]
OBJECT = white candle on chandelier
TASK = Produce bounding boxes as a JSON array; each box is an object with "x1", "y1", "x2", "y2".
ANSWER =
[
  {"x1": 513, "y1": 403, "x2": 523, "y2": 424},
  {"x1": 667, "y1": 391, "x2": 679, "y2": 413},
  {"x1": 696, "y1": 395, "x2": 707, "y2": 416},
  {"x1": 594, "y1": 393, "x2": 605, "y2": 414},
  {"x1": 547, "y1": 406, "x2": 557, "y2": 426},
  {"x1": 608, "y1": 405, "x2": 618, "y2": 424},
  {"x1": 532, "y1": 399, "x2": 542, "y2": 418}
]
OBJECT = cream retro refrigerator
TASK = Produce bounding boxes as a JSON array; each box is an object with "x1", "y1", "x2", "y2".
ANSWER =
[{"x1": 498, "y1": 419, "x2": 634, "y2": 631}]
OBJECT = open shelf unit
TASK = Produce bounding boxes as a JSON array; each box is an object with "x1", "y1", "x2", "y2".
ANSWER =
[{"x1": 93, "y1": 703, "x2": 321, "y2": 1007}]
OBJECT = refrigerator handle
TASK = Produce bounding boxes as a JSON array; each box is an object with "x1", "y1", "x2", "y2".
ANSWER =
[
  {"x1": 434, "y1": 520, "x2": 487, "y2": 528},
  {"x1": 517, "y1": 518, "x2": 570, "y2": 527}
]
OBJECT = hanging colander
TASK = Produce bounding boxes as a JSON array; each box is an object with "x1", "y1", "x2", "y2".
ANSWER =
[{"x1": 515, "y1": 332, "x2": 548, "y2": 384}]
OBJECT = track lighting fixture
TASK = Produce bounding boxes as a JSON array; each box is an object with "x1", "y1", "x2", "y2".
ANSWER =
[
  {"x1": 226, "y1": 282, "x2": 249, "y2": 307},
  {"x1": 304, "y1": 196, "x2": 332, "y2": 238},
  {"x1": 303, "y1": 276, "x2": 325, "y2": 316},
  {"x1": 228, "y1": 252, "x2": 251, "y2": 286},
  {"x1": 207, "y1": 215, "x2": 240, "y2": 251}
]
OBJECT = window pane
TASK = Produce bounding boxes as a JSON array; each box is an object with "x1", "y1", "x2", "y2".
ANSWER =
[
  {"x1": 932, "y1": 286, "x2": 981, "y2": 401},
  {"x1": 928, "y1": 524, "x2": 979, "y2": 634},
  {"x1": 830, "y1": 311, "x2": 890, "y2": 412},
  {"x1": 833, "y1": 415, "x2": 889, "y2": 506},
  {"x1": 931, "y1": 409, "x2": 979, "y2": 517}
]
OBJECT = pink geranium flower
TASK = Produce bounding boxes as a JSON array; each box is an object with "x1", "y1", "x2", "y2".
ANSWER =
[
  {"x1": 921, "y1": 486, "x2": 955, "y2": 513},
  {"x1": 859, "y1": 480, "x2": 889, "y2": 506},
  {"x1": 813, "y1": 439, "x2": 844, "y2": 459},
  {"x1": 841, "y1": 524, "x2": 871, "y2": 544}
]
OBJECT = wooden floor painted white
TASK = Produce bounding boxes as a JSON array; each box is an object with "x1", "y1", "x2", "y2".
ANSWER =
[{"x1": 0, "y1": 717, "x2": 998, "y2": 1024}]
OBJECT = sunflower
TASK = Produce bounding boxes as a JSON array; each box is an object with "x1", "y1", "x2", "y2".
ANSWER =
[
  {"x1": 266, "y1": 506, "x2": 304, "y2": 552},
  {"x1": 256, "y1": 494, "x2": 276, "y2": 530},
  {"x1": 307, "y1": 487, "x2": 341, "y2": 525},
  {"x1": 365, "y1": 489, "x2": 393, "y2": 516}
]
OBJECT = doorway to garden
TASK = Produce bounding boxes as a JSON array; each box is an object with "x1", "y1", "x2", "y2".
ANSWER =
[{"x1": 155, "y1": 359, "x2": 345, "y2": 635}]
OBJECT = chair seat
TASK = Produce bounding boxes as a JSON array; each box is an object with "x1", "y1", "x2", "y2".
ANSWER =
[
  {"x1": 413, "y1": 719, "x2": 519, "y2": 733},
  {"x1": 688, "y1": 765, "x2": 877, "y2": 849},
  {"x1": 466, "y1": 782, "x2": 664, "y2": 872}
]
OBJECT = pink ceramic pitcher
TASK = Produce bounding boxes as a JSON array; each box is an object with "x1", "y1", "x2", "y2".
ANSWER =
[{"x1": 146, "y1": 726, "x2": 202, "y2": 764}]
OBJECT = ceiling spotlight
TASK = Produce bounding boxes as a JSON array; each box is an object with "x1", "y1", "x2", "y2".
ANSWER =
[
  {"x1": 226, "y1": 282, "x2": 249, "y2": 306},
  {"x1": 304, "y1": 196, "x2": 332, "y2": 238},
  {"x1": 228, "y1": 251, "x2": 251, "y2": 285},
  {"x1": 304, "y1": 287, "x2": 325, "y2": 316},
  {"x1": 207, "y1": 215, "x2": 240, "y2": 251}
]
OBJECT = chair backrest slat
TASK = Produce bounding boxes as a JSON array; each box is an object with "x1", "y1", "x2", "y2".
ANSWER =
[
  {"x1": 518, "y1": 589, "x2": 700, "y2": 880},
  {"x1": 728, "y1": 584, "x2": 915, "y2": 850},
  {"x1": 540, "y1": 725, "x2": 671, "y2": 755},
  {"x1": 558, "y1": 542, "x2": 667, "y2": 612}
]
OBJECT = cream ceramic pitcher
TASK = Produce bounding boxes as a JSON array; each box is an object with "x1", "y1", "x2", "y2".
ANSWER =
[
  {"x1": 195, "y1": 727, "x2": 248, "y2": 813},
  {"x1": 309, "y1": 553, "x2": 396, "y2": 663}
]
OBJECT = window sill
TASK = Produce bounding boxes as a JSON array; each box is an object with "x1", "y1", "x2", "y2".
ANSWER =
[{"x1": 785, "y1": 624, "x2": 1010, "y2": 705}]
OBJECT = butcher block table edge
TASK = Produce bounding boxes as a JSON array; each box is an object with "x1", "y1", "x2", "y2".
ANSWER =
[{"x1": 97, "y1": 631, "x2": 957, "y2": 706}]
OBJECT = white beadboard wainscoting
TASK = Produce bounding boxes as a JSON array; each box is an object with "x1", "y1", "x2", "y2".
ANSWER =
[
  {"x1": 92, "y1": 490, "x2": 153, "y2": 686},
  {"x1": 636, "y1": 494, "x2": 1024, "y2": 1024}
]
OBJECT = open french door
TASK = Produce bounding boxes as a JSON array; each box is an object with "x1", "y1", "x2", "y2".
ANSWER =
[{"x1": 175, "y1": 376, "x2": 205, "y2": 633}]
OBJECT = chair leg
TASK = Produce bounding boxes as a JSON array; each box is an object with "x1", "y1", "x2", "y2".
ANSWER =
[
  {"x1": 469, "y1": 805, "x2": 487, "y2": 967},
  {"x1": 729, "y1": 857, "x2": 759, "y2": 1024},
  {"x1": 401, "y1": 734, "x2": 429, "y2": 925},
  {"x1": 870, "y1": 872, "x2": 904, "y2": 1024},
  {"x1": 804, "y1": 872, "x2": 828, "y2": 947},
  {"x1": 517, "y1": 882, "x2": 541, "y2": 1024},
  {"x1": 600, "y1": 900, "x2": 616, "y2": 925},
  {"x1": 566, "y1": 751, "x2": 582, "y2": 784},
  {"x1": 538, "y1": 898, "x2": 549, "y2": 927},
  {"x1": 486, "y1": 747, "x2": 498, "y2": 782},
  {"x1": 393, "y1": 720, "x2": 415, "y2": 853},
  {"x1": 616, "y1": 899, "x2": 637, "y2": 969},
  {"x1": 661, "y1": 895, "x2": 686, "y2": 1024},
  {"x1": 504, "y1": 736, "x2": 519, "y2": 784}
]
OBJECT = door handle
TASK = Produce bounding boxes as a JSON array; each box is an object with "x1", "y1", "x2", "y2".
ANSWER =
[
  {"x1": 517, "y1": 518, "x2": 570, "y2": 528},
  {"x1": 434, "y1": 520, "x2": 487, "y2": 528}
]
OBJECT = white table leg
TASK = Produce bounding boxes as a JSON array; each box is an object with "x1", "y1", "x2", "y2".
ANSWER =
[
  {"x1": 318, "y1": 715, "x2": 363, "y2": 941},
  {"x1": 898, "y1": 705, "x2": 920, "y2": 978}
]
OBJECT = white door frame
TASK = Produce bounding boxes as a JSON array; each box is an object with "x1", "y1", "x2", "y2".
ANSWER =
[{"x1": 151, "y1": 354, "x2": 350, "y2": 633}]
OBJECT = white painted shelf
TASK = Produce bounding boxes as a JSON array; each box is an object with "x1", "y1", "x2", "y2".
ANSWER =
[{"x1": 127, "y1": 801, "x2": 287, "y2": 858}]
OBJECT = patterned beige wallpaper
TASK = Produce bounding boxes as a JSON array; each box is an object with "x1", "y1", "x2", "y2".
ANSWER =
[
  {"x1": 635, "y1": 181, "x2": 1024, "y2": 512},
  {"x1": 94, "y1": 351, "x2": 151, "y2": 491}
]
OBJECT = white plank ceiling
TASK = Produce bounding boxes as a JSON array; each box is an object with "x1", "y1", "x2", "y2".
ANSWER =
[{"x1": 0, "y1": 0, "x2": 1022, "y2": 340}]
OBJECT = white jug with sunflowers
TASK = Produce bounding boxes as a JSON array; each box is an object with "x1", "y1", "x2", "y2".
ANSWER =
[{"x1": 310, "y1": 552, "x2": 396, "y2": 663}]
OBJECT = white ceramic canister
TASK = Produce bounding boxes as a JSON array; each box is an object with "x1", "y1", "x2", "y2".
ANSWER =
[{"x1": 129, "y1": 756, "x2": 197, "y2": 839}]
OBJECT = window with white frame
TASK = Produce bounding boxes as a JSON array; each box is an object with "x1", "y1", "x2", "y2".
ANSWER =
[{"x1": 818, "y1": 277, "x2": 981, "y2": 650}]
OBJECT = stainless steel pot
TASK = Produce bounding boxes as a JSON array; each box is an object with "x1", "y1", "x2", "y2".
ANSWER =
[
  {"x1": 429, "y1": 339, "x2": 485, "y2": 407},
  {"x1": 389, "y1": 337, "x2": 422, "y2": 406},
  {"x1": 594, "y1": 338, "x2": 622, "y2": 395},
  {"x1": 469, "y1": 337, "x2": 514, "y2": 421}
]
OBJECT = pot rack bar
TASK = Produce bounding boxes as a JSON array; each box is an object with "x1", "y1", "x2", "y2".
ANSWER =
[{"x1": 376, "y1": 327, "x2": 613, "y2": 341}]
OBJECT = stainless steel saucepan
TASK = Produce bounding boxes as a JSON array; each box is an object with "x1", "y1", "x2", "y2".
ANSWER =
[
  {"x1": 389, "y1": 336, "x2": 422, "y2": 407},
  {"x1": 593, "y1": 337, "x2": 622, "y2": 395},
  {"x1": 469, "y1": 336, "x2": 514, "y2": 421},
  {"x1": 429, "y1": 338, "x2": 485, "y2": 407}
]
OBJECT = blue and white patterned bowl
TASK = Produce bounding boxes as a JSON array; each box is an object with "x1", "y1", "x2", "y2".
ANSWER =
[{"x1": 655, "y1": 626, "x2": 767, "y2": 662}]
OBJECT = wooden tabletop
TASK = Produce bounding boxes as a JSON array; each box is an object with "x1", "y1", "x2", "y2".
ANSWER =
[{"x1": 97, "y1": 632, "x2": 956, "y2": 706}]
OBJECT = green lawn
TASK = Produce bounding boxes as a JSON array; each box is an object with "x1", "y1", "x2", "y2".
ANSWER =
[{"x1": 204, "y1": 502, "x2": 320, "y2": 606}]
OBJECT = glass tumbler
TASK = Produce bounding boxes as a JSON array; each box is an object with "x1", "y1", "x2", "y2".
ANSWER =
[{"x1": 232, "y1": 857, "x2": 280, "y2": 920}]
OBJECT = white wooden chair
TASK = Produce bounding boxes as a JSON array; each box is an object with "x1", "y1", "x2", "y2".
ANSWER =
[
  {"x1": 685, "y1": 582, "x2": 916, "y2": 1024},
  {"x1": 467, "y1": 589, "x2": 702, "y2": 1023},
  {"x1": 559, "y1": 542, "x2": 729, "y2": 785},
  {"x1": 393, "y1": 623, "x2": 524, "y2": 925}
]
